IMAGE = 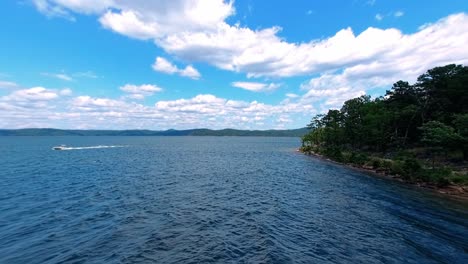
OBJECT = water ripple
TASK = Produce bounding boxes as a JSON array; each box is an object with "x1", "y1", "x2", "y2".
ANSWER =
[{"x1": 0, "y1": 136, "x2": 467, "y2": 263}]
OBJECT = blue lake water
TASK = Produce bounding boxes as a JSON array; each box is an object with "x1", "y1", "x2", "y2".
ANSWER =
[{"x1": 0, "y1": 136, "x2": 467, "y2": 263}]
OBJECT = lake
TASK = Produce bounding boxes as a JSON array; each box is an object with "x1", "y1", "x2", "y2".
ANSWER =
[{"x1": 0, "y1": 136, "x2": 467, "y2": 263}]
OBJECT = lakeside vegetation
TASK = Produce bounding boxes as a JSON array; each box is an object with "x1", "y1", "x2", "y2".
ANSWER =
[{"x1": 301, "y1": 64, "x2": 468, "y2": 188}]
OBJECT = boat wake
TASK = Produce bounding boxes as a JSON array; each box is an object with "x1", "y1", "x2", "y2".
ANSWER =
[{"x1": 53, "y1": 145, "x2": 125, "y2": 150}]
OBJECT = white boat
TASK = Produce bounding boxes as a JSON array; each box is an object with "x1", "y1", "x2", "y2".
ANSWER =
[{"x1": 52, "y1": 145, "x2": 66, "y2": 150}]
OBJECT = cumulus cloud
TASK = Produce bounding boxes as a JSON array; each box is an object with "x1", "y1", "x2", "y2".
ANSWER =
[
  {"x1": 72, "y1": 95, "x2": 129, "y2": 110},
  {"x1": 59, "y1": 88, "x2": 73, "y2": 96},
  {"x1": 120, "y1": 84, "x2": 163, "y2": 99},
  {"x1": 99, "y1": 0, "x2": 234, "y2": 37},
  {"x1": 31, "y1": 2, "x2": 468, "y2": 81},
  {"x1": 25, "y1": 2, "x2": 468, "y2": 129},
  {"x1": 1, "y1": 89, "x2": 316, "y2": 129},
  {"x1": 100, "y1": 10, "x2": 159, "y2": 40},
  {"x1": 231, "y1": 81, "x2": 281, "y2": 92},
  {"x1": 152, "y1": 57, "x2": 201, "y2": 79},
  {"x1": 0, "y1": 87, "x2": 64, "y2": 113},
  {"x1": 102, "y1": 8, "x2": 468, "y2": 79},
  {"x1": 2, "y1": 87, "x2": 59, "y2": 102}
]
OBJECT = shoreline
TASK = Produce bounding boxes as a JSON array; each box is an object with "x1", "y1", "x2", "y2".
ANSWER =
[{"x1": 298, "y1": 149, "x2": 468, "y2": 202}]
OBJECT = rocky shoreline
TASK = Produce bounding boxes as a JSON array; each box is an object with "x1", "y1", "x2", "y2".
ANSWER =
[{"x1": 299, "y1": 149, "x2": 468, "y2": 201}]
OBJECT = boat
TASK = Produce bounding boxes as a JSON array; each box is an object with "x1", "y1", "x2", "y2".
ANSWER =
[{"x1": 52, "y1": 145, "x2": 67, "y2": 150}]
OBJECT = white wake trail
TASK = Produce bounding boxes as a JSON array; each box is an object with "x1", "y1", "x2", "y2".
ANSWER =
[{"x1": 54, "y1": 145, "x2": 125, "y2": 150}]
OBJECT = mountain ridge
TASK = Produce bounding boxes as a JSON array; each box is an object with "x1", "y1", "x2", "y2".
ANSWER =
[{"x1": 0, "y1": 128, "x2": 308, "y2": 137}]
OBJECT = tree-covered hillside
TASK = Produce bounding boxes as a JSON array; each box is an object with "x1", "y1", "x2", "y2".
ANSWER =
[{"x1": 301, "y1": 64, "x2": 468, "y2": 186}]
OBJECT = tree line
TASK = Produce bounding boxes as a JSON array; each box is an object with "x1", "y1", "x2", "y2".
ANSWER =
[{"x1": 301, "y1": 64, "x2": 468, "y2": 186}]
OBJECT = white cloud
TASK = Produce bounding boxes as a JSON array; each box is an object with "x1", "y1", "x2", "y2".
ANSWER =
[
  {"x1": 120, "y1": 84, "x2": 163, "y2": 99},
  {"x1": 42, "y1": 72, "x2": 73, "y2": 81},
  {"x1": 100, "y1": 10, "x2": 159, "y2": 40},
  {"x1": 152, "y1": 57, "x2": 201, "y2": 79},
  {"x1": 152, "y1": 57, "x2": 178, "y2": 74},
  {"x1": 0, "y1": 81, "x2": 20, "y2": 89},
  {"x1": 98, "y1": 0, "x2": 234, "y2": 40},
  {"x1": 394, "y1": 11, "x2": 404, "y2": 17},
  {"x1": 285, "y1": 93, "x2": 298, "y2": 98},
  {"x1": 180, "y1": 65, "x2": 201, "y2": 79},
  {"x1": 158, "y1": 13, "x2": 468, "y2": 78},
  {"x1": 231, "y1": 81, "x2": 281, "y2": 92},
  {"x1": 41, "y1": 71, "x2": 98, "y2": 81},
  {"x1": 32, "y1": 0, "x2": 112, "y2": 20},
  {"x1": 32, "y1": 0, "x2": 76, "y2": 20},
  {"x1": 0, "y1": 86, "x2": 63, "y2": 112},
  {"x1": 31, "y1": 2, "x2": 468, "y2": 81},
  {"x1": 73, "y1": 71, "x2": 98, "y2": 78},
  {"x1": 376, "y1": 11, "x2": 404, "y2": 21},
  {"x1": 59, "y1": 88, "x2": 73, "y2": 96},
  {"x1": 0, "y1": 82, "x2": 323, "y2": 129},
  {"x1": 23, "y1": 2, "x2": 468, "y2": 129},
  {"x1": 2, "y1": 87, "x2": 59, "y2": 102},
  {"x1": 72, "y1": 95, "x2": 127, "y2": 108}
]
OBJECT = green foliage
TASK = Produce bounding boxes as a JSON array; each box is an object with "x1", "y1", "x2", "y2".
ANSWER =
[
  {"x1": 347, "y1": 152, "x2": 369, "y2": 165},
  {"x1": 389, "y1": 161, "x2": 404, "y2": 176},
  {"x1": 344, "y1": 151, "x2": 369, "y2": 165},
  {"x1": 323, "y1": 147, "x2": 344, "y2": 162},
  {"x1": 420, "y1": 121, "x2": 461, "y2": 149},
  {"x1": 401, "y1": 157, "x2": 422, "y2": 179},
  {"x1": 301, "y1": 64, "x2": 468, "y2": 185},
  {"x1": 424, "y1": 167, "x2": 452, "y2": 187},
  {"x1": 450, "y1": 173, "x2": 468, "y2": 185},
  {"x1": 370, "y1": 157, "x2": 383, "y2": 169},
  {"x1": 453, "y1": 114, "x2": 468, "y2": 159}
]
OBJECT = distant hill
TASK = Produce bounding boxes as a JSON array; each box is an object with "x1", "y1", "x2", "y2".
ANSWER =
[{"x1": 0, "y1": 128, "x2": 308, "y2": 137}]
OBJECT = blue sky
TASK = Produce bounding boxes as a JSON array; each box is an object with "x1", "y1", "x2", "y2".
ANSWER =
[{"x1": 1, "y1": 0, "x2": 467, "y2": 130}]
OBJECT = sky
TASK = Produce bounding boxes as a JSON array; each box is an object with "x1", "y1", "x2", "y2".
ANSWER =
[{"x1": 0, "y1": 0, "x2": 467, "y2": 130}]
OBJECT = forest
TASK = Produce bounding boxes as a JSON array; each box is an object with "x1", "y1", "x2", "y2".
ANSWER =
[{"x1": 301, "y1": 64, "x2": 468, "y2": 187}]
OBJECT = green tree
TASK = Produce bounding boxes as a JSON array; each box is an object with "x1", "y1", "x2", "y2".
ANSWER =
[
  {"x1": 453, "y1": 114, "x2": 468, "y2": 160},
  {"x1": 340, "y1": 95, "x2": 370, "y2": 148},
  {"x1": 420, "y1": 121, "x2": 463, "y2": 167},
  {"x1": 385, "y1": 81, "x2": 423, "y2": 146},
  {"x1": 416, "y1": 64, "x2": 468, "y2": 123},
  {"x1": 322, "y1": 110, "x2": 344, "y2": 147}
]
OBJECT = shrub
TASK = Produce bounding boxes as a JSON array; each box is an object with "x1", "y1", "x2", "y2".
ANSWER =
[
  {"x1": 300, "y1": 146, "x2": 312, "y2": 153},
  {"x1": 370, "y1": 157, "x2": 382, "y2": 169},
  {"x1": 401, "y1": 157, "x2": 422, "y2": 176},
  {"x1": 451, "y1": 174, "x2": 468, "y2": 185},
  {"x1": 425, "y1": 167, "x2": 452, "y2": 186},
  {"x1": 436, "y1": 177, "x2": 450, "y2": 187},
  {"x1": 382, "y1": 160, "x2": 393, "y2": 170},
  {"x1": 348, "y1": 152, "x2": 368, "y2": 165},
  {"x1": 390, "y1": 161, "x2": 404, "y2": 176},
  {"x1": 324, "y1": 147, "x2": 344, "y2": 162}
]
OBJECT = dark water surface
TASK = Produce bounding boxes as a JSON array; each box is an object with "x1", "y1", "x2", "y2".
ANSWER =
[{"x1": 0, "y1": 136, "x2": 467, "y2": 263}]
